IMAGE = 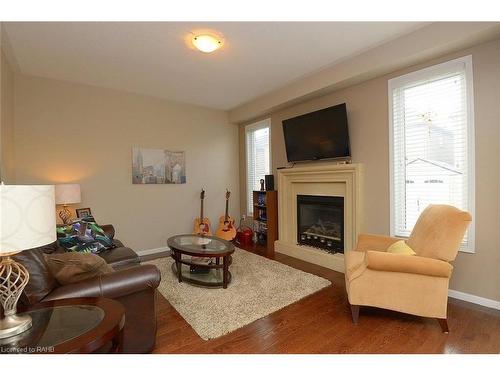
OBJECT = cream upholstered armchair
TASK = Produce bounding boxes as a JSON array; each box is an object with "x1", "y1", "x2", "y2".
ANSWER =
[{"x1": 344, "y1": 204, "x2": 472, "y2": 332}]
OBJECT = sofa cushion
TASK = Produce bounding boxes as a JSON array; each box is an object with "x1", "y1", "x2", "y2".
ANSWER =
[
  {"x1": 44, "y1": 252, "x2": 115, "y2": 285},
  {"x1": 13, "y1": 245, "x2": 60, "y2": 305},
  {"x1": 99, "y1": 246, "x2": 141, "y2": 269}
]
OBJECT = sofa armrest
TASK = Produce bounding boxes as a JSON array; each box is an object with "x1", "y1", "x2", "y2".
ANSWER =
[
  {"x1": 366, "y1": 251, "x2": 453, "y2": 278},
  {"x1": 100, "y1": 224, "x2": 115, "y2": 239},
  {"x1": 355, "y1": 233, "x2": 400, "y2": 252},
  {"x1": 100, "y1": 224, "x2": 125, "y2": 247},
  {"x1": 42, "y1": 264, "x2": 161, "y2": 301}
]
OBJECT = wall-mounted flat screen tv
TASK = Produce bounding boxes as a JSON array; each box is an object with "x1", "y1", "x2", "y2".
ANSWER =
[{"x1": 282, "y1": 103, "x2": 350, "y2": 162}]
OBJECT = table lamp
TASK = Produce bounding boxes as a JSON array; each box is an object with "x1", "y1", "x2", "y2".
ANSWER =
[
  {"x1": 0, "y1": 185, "x2": 57, "y2": 339},
  {"x1": 55, "y1": 184, "x2": 81, "y2": 224}
]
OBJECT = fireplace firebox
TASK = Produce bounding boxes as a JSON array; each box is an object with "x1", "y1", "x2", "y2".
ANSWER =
[{"x1": 297, "y1": 195, "x2": 344, "y2": 253}]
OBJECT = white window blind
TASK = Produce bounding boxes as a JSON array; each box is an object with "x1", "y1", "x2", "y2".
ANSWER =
[
  {"x1": 246, "y1": 120, "x2": 271, "y2": 214},
  {"x1": 389, "y1": 56, "x2": 475, "y2": 252}
]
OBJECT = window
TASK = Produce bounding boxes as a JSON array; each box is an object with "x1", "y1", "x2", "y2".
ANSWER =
[
  {"x1": 389, "y1": 56, "x2": 475, "y2": 252},
  {"x1": 245, "y1": 119, "x2": 271, "y2": 214}
]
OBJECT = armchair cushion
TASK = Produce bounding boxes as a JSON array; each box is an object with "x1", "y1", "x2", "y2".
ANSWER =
[
  {"x1": 355, "y1": 233, "x2": 400, "y2": 252},
  {"x1": 366, "y1": 251, "x2": 453, "y2": 278},
  {"x1": 407, "y1": 204, "x2": 472, "y2": 261}
]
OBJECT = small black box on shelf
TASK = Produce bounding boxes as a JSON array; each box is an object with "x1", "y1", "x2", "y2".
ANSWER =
[
  {"x1": 189, "y1": 265, "x2": 210, "y2": 274},
  {"x1": 265, "y1": 174, "x2": 274, "y2": 191}
]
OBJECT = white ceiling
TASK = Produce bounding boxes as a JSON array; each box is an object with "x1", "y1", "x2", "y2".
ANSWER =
[{"x1": 4, "y1": 22, "x2": 426, "y2": 110}]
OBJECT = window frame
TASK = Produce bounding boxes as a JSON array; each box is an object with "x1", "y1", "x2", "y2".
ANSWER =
[
  {"x1": 245, "y1": 119, "x2": 272, "y2": 215},
  {"x1": 388, "y1": 55, "x2": 475, "y2": 253}
]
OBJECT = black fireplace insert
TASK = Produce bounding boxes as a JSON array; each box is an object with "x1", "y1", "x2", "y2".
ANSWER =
[{"x1": 297, "y1": 195, "x2": 344, "y2": 253}]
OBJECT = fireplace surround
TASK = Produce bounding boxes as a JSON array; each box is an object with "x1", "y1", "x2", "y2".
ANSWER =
[{"x1": 275, "y1": 163, "x2": 363, "y2": 273}]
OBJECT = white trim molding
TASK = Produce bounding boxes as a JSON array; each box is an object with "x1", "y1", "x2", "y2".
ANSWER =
[{"x1": 448, "y1": 289, "x2": 500, "y2": 310}]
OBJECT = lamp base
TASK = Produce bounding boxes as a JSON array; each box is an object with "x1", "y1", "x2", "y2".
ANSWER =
[
  {"x1": 0, "y1": 314, "x2": 32, "y2": 339},
  {"x1": 0, "y1": 256, "x2": 32, "y2": 339},
  {"x1": 58, "y1": 204, "x2": 72, "y2": 225}
]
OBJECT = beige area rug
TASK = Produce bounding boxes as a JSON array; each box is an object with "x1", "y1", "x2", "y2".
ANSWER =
[{"x1": 145, "y1": 248, "x2": 331, "y2": 340}]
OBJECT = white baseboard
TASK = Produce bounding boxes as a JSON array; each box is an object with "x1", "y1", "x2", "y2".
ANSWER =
[
  {"x1": 448, "y1": 289, "x2": 500, "y2": 310},
  {"x1": 136, "y1": 246, "x2": 170, "y2": 257}
]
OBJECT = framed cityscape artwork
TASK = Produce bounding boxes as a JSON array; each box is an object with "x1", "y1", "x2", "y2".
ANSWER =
[{"x1": 132, "y1": 147, "x2": 186, "y2": 184}]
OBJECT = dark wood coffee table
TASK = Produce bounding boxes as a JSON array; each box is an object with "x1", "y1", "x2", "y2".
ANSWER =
[
  {"x1": 0, "y1": 298, "x2": 125, "y2": 354},
  {"x1": 167, "y1": 234, "x2": 235, "y2": 289}
]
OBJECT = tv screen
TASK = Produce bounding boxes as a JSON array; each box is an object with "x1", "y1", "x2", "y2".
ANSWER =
[{"x1": 282, "y1": 103, "x2": 350, "y2": 162}]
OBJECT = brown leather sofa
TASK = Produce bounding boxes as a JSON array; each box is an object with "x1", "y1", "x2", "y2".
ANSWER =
[{"x1": 12, "y1": 225, "x2": 161, "y2": 353}]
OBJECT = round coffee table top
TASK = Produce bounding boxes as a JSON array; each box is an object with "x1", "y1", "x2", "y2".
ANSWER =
[
  {"x1": 1, "y1": 297, "x2": 125, "y2": 354},
  {"x1": 167, "y1": 234, "x2": 235, "y2": 257}
]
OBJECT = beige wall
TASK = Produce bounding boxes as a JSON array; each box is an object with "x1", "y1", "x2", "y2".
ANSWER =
[
  {"x1": 1, "y1": 48, "x2": 15, "y2": 183},
  {"x1": 230, "y1": 23, "x2": 500, "y2": 124},
  {"x1": 240, "y1": 38, "x2": 500, "y2": 301},
  {"x1": 13, "y1": 75, "x2": 240, "y2": 252},
  {"x1": 0, "y1": 23, "x2": 2, "y2": 181}
]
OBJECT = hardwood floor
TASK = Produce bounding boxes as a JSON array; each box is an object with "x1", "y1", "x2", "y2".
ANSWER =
[{"x1": 146, "y1": 248, "x2": 500, "y2": 354}]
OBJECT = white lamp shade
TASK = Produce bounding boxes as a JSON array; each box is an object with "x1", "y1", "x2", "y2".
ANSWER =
[
  {"x1": 55, "y1": 184, "x2": 81, "y2": 205},
  {"x1": 0, "y1": 185, "x2": 57, "y2": 254}
]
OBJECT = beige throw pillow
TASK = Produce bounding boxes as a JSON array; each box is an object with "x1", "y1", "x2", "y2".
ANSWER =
[{"x1": 44, "y1": 252, "x2": 114, "y2": 285}]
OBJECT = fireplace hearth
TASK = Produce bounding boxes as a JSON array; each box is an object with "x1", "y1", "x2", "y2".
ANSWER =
[{"x1": 297, "y1": 195, "x2": 344, "y2": 253}]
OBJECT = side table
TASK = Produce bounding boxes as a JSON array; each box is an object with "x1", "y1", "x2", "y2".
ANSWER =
[{"x1": 0, "y1": 297, "x2": 125, "y2": 354}]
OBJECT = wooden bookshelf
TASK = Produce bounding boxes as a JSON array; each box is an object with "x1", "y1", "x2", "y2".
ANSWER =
[{"x1": 252, "y1": 190, "x2": 278, "y2": 253}]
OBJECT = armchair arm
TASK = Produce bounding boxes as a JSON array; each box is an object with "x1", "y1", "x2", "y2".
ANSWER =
[
  {"x1": 42, "y1": 264, "x2": 161, "y2": 301},
  {"x1": 366, "y1": 251, "x2": 453, "y2": 278},
  {"x1": 355, "y1": 233, "x2": 400, "y2": 252}
]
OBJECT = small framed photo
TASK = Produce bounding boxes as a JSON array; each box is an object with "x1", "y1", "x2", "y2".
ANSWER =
[{"x1": 76, "y1": 208, "x2": 92, "y2": 218}]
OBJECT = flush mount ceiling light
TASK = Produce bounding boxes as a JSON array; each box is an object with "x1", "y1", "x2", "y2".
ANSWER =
[{"x1": 192, "y1": 34, "x2": 223, "y2": 53}]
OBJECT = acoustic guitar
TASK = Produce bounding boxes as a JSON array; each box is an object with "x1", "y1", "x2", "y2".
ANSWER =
[
  {"x1": 193, "y1": 189, "x2": 212, "y2": 236},
  {"x1": 215, "y1": 190, "x2": 236, "y2": 241}
]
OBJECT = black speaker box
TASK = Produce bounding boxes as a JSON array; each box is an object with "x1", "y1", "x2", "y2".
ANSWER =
[{"x1": 265, "y1": 174, "x2": 274, "y2": 191}]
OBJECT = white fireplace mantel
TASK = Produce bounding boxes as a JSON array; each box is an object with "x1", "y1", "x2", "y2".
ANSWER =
[{"x1": 275, "y1": 162, "x2": 363, "y2": 273}]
